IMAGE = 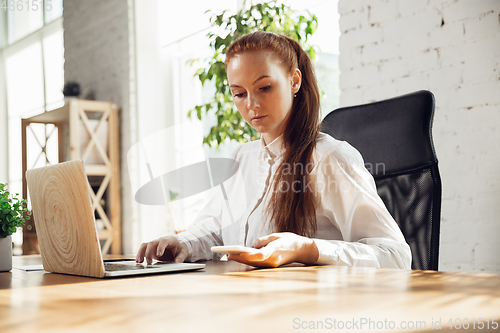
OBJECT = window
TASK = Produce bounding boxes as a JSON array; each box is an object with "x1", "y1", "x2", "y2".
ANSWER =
[{"x1": 0, "y1": 0, "x2": 64, "y2": 253}]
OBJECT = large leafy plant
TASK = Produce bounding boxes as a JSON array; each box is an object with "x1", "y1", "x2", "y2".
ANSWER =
[
  {"x1": 188, "y1": 1, "x2": 318, "y2": 148},
  {"x1": 0, "y1": 183, "x2": 29, "y2": 238}
]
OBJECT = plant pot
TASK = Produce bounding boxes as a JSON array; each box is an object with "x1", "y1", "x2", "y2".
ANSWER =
[{"x1": 0, "y1": 236, "x2": 12, "y2": 272}]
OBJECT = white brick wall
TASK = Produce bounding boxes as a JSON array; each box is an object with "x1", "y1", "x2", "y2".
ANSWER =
[
  {"x1": 63, "y1": 0, "x2": 136, "y2": 254},
  {"x1": 338, "y1": 0, "x2": 500, "y2": 273}
]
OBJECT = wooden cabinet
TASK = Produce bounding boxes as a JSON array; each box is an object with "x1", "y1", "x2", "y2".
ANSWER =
[{"x1": 21, "y1": 99, "x2": 121, "y2": 254}]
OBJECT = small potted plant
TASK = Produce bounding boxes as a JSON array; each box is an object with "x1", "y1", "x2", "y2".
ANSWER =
[{"x1": 0, "y1": 183, "x2": 29, "y2": 272}]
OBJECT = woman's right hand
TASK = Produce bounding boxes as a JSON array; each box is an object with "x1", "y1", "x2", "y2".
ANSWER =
[{"x1": 136, "y1": 236, "x2": 189, "y2": 265}]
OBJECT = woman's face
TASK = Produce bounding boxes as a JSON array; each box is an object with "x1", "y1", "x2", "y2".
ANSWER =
[{"x1": 226, "y1": 49, "x2": 301, "y2": 144}]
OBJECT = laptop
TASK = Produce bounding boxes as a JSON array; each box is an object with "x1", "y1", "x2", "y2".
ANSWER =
[{"x1": 25, "y1": 160, "x2": 205, "y2": 278}]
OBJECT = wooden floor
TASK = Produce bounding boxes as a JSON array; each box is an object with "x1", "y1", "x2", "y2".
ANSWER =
[{"x1": 1, "y1": 255, "x2": 499, "y2": 332}]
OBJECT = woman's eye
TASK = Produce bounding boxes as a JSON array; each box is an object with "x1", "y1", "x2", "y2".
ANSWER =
[
  {"x1": 233, "y1": 92, "x2": 245, "y2": 98},
  {"x1": 260, "y1": 85, "x2": 271, "y2": 91}
]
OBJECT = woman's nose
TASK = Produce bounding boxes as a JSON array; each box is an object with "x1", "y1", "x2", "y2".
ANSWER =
[{"x1": 247, "y1": 94, "x2": 260, "y2": 110}]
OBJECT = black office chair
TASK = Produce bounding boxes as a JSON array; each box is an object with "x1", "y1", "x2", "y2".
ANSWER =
[{"x1": 321, "y1": 90, "x2": 442, "y2": 271}]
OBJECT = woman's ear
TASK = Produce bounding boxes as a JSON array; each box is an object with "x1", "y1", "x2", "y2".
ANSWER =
[{"x1": 291, "y1": 68, "x2": 302, "y2": 94}]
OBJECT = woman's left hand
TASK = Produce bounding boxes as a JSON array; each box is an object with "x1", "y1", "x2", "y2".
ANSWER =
[{"x1": 227, "y1": 232, "x2": 319, "y2": 268}]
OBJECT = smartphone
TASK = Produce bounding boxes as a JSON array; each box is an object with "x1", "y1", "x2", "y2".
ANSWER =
[{"x1": 211, "y1": 245, "x2": 258, "y2": 255}]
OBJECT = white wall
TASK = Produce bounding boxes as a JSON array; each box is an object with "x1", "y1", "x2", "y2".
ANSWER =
[{"x1": 338, "y1": 0, "x2": 500, "y2": 273}]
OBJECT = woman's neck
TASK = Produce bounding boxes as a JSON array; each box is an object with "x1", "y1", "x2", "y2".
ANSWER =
[{"x1": 262, "y1": 132, "x2": 280, "y2": 146}]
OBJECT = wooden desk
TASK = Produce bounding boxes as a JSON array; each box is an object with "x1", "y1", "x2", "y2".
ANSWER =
[{"x1": 1, "y1": 256, "x2": 499, "y2": 332}]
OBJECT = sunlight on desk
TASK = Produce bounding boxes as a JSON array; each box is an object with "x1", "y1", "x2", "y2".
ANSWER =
[{"x1": 1, "y1": 256, "x2": 499, "y2": 332}]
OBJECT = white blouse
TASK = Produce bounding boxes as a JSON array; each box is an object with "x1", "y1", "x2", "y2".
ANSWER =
[{"x1": 176, "y1": 133, "x2": 412, "y2": 269}]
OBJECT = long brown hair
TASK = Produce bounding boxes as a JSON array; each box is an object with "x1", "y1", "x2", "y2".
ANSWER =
[{"x1": 225, "y1": 31, "x2": 321, "y2": 237}]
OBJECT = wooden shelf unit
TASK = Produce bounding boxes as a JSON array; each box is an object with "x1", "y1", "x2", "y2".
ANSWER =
[{"x1": 21, "y1": 99, "x2": 121, "y2": 255}]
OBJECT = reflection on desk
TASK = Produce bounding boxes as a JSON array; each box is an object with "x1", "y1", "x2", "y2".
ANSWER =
[{"x1": 1, "y1": 255, "x2": 499, "y2": 332}]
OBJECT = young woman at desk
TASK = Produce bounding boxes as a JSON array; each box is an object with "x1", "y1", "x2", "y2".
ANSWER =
[{"x1": 136, "y1": 31, "x2": 411, "y2": 269}]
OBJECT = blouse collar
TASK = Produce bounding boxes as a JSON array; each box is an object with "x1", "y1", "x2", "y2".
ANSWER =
[{"x1": 260, "y1": 134, "x2": 286, "y2": 160}]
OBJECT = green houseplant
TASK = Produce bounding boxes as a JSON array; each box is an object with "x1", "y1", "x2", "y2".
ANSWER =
[
  {"x1": 188, "y1": 1, "x2": 318, "y2": 148},
  {"x1": 0, "y1": 183, "x2": 29, "y2": 272}
]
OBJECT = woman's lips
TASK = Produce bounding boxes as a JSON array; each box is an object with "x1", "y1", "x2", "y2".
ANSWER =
[{"x1": 252, "y1": 115, "x2": 268, "y2": 122}]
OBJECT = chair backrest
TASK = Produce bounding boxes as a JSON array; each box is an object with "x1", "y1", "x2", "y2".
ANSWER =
[{"x1": 321, "y1": 90, "x2": 442, "y2": 270}]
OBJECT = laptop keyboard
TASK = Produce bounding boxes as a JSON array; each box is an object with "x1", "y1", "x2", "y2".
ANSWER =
[{"x1": 104, "y1": 263, "x2": 159, "y2": 271}]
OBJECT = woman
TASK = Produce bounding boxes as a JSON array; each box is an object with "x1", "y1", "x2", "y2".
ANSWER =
[{"x1": 136, "y1": 31, "x2": 411, "y2": 269}]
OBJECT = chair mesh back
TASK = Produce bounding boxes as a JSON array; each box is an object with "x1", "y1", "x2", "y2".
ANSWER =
[
  {"x1": 375, "y1": 166, "x2": 441, "y2": 270},
  {"x1": 321, "y1": 91, "x2": 442, "y2": 270}
]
